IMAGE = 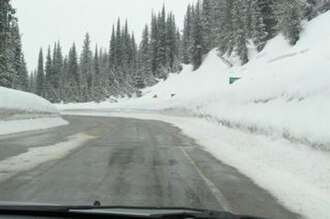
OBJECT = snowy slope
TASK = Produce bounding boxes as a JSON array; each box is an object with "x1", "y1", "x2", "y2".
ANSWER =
[
  {"x1": 58, "y1": 12, "x2": 330, "y2": 218},
  {"x1": 113, "y1": 11, "x2": 330, "y2": 148},
  {"x1": 61, "y1": 12, "x2": 330, "y2": 146},
  {"x1": 0, "y1": 87, "x2": 68, "y2": 135}
]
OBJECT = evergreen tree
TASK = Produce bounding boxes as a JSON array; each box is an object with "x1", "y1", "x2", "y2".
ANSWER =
[
  {"x1": 60, "y1": 56, "x2": 69, "y2": 102},
  {"x1": 137, "y1": 25, "x2": 152, "y2": 88},
  {"x1": 18, "y1": 54, "x2": 28, "y2": 90},
  {"x1": 150, "y1": 13, "x2": 158, "y2": 75},
  {"x1": 28, "y1": 0, "x2": 319, "y2": 102},
  {"x1": 79, "y1": 33, "x2": 93, "y2": 101},
  {"x1": 259, "y1": 0, "x2": 276, "y2": 40},
  {"x1": 165, "y1": 13, "x2": 179, "y2": 72},
  {"x1": 44, "y1": 46, "x2": 53, "y2": 100},
  {"x1": 54, "y1": 41, "x2": 63, "y2": 91},
  {"x1": 154, "y1": 6, "x2": 168, "y2": 78},
  {"x1": 274, "y1": 0, "x2": 303, "y2": 45},
  {"x1": 36, "y1": 48, "x2": 44, "y2": 96},
  {"x1": 7, "y1": 22, "x2": 28, "y2": 91},
  {"x1": 232, "y1": 0, "x2": 249, "y2": 64},
  {"x1": 68, "y1": 43, "x2": 79, "y2": 101},
  {"x1": 130, "y1": 33, "x2": 138, "y2": 71},
  {"x1": 10, "y1": 21, "x2": 22, "y2": 89},
  {"x1": 92, "y1": 45, "x2": 103, "y2": 102},
  {"x1": 182, "y1": 4, "x2": 193, "y2": 64},
  {"x1": 191, "y1": 2, "x2": 204, "y2": 70},
  {"x1": 107, "y1": 25, "x2": 118, "y2": 96},
  {"x1": 114, "y1": 19, "x2": 122, "y2": 71},
  {"x1": 201, "y1": 0, "x2": 213, "y2": 53},
  {"x1": 251, "y1": 0, "x2": 268, "y2": 51},
  {"x1": 28, "y1": 69, "x2": 37, "y2": 93},
  {"x1": 213, "y1": 0, "x2": 234, "y2": 55},
  {"x1": 0, "y1": 0, "x2": 16, "y2": 88},
  {"x1": 109, "y1": 25, "x2": 115, "y2": 69}
]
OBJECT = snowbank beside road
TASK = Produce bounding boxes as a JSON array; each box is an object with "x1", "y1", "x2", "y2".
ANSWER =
[
  {"x1": 0, "y1": 86, "x2": 68, "y2": 135},
  {"x1": 0, "y1": 86, "x2": 57, "y2": 116}
]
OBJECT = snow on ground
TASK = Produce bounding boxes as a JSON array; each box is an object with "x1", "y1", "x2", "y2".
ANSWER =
[
  {"x1": 0, "y1": 132, "x2": 94, "y2": 183},
  {"x1": 0, "y1": 86, "x2": 57, "y2": 115},
  {"x1": 57, "y1": 12, "x2": 330, "y2": 219},
  {"x1": 64, "y1": 110, "x2": 330, "y2": 219},
  {"x1": 0, "y1": 86, "x2": 68, "y2": 135},
  {"x1": 0, "y1": 118, "x2": 68, "y2": 136},
  {"x1": 59, "y1": 11, "x2": 330, "y2": 148}
]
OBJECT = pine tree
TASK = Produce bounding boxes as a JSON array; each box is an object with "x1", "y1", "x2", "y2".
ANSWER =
[
  {"x1": 10, "y1": 21, "x2": 22, "y2": 89},
  {"x1": 109, "y1": 25, "x2": 116, "y2": 70},
  {"x1": 36, "y1": 48, "x2": 44, "y2": 96},
  {"x1": 182, "y1": 4, "x2": 193, "y2": 64},
  {"x1": 28, "y1": 69, "x2": 37, "y2": 93},
  {"x1": 130, "y1": 33, "x2": 138, "y2": 71},
  {"x1": 191, "y1": 2, "x2": 204, "y2": 70},
  {"x1": 68, "y1": 43, "x2": 79, "y2": 101},
  {"x1": 54, "y1": 41, "x2": 63, "y2": 91},
  {"x1": 44, "y1": 46, "x2": 53, "y2": 100},
  {"x1": 201, "y1": 0, "x2": 213, "y2": 53},
  {"x1": 99, "y1": 48, "x2": 113, "y2": 97},
  {"x1": 92, "y1": 45, "x2": 103, "y2": 102},
  {"x1": 274, "y1": 0, "x2": 303, "y2": 45},
  {"x1": 154, "y1": 6, "x2": 168, "y2": 78},
  {"x1": 251, "y1": 0, "x2": 268, "y2": 51},
  {"x1": 213, "y1": 0, "x2": 234, "y2": 55},
  {"x1": 137, "y1": 25, "x2": 152, "y2": 88},
  {"x1": 232, "y1": 0, "x2": 249, "y2": 64},
  {"x1": 259, "y1": 0, "x2": 276, "y2": 40},
  {"x1": 18, "y1": 54, "x2": 28, "y2": 90},
  {"x1": 165, "y1": 13, "x2": 179, "y2": 72},
  {"x1": 150, "y1": 13, "x2": 158, "y2": 75},
  {"x1": 0, "y1": 0, "x2": 16, "y2": 88},
  {"x1": 79, "y1": 33, "x2": 93, "y2": 101},
  {"x1": 114, "y1": 19, "x2": 122, "y2": 71},
  {"x1": 60, "y1": 56, "x2": 69, "y2": 102}
]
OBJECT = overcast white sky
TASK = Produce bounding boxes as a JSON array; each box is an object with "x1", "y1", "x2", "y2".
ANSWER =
[{"x1": 12, "y1": 0, "x2": 196, "y2": 71}]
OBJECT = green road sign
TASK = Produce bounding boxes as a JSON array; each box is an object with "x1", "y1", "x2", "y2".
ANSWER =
[{"x1": 229, "y1": 77, "x2": 241, "y2": 85}]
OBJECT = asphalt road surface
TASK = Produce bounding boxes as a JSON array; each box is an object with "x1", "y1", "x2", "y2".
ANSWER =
[{"x1": 0, "y1": 115, "x2": 299, "y2": 218}]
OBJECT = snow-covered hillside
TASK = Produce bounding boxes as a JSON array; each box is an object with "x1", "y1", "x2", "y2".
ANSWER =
[
  {"x1": 0, "y1": 87, "x2": 68, "y2": 135},
  {"x1": 62, "y1": 11, "x2": 330, "y2": 148},
  {"x1": 58, "y1": 12, "x2": 330, "y2": 218},
  {"x1": 126, "y1": 11, "x2": 330, "y2": 148}
]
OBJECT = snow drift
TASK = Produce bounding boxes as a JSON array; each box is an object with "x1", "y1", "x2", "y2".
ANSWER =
[
  {"x1": 0, "y1": 86, "x2": 57, "y2": 118},
  {"x1": 0, "y1": 86, "x2": 68, "y2": 135}
]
